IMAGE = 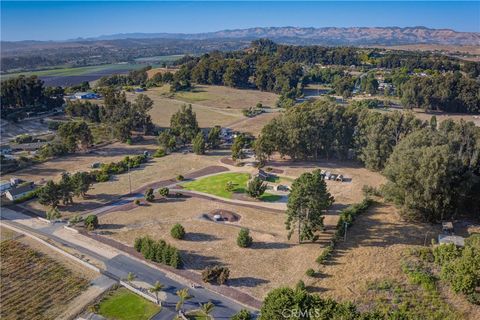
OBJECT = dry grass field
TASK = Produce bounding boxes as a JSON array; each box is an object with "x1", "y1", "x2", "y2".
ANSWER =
[
  {"x1": 24, "y1": 151, "x2": 228, "y2": 217},
  {"x1": 126, "y1": 84, "x2": 279, "y2": 131},
  {"x1": 1, "y1": 138, "x2": 159, "y2": 184},
  {"x1": 310, "y1": 203, "x2": 480, "y2": 319},
  {"x1": 98, "y1": 196, "x2": 332, "y2": 299},
  {"x1": 0, "y1": 239, "x2": 91, "y2": 320},
  {"x1": 266, "y1": 158, "x2": 386, "y2": 205}
]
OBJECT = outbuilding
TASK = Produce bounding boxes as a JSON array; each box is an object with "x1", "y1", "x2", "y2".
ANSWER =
[{"x1": 5, "y1": 183, "x2": 35, "y2": 201}]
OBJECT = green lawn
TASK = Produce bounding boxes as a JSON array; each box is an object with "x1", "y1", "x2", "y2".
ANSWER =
[
  {"x1": 183, "y1": 172, "x2": 283, "y2": 202},
  {"x1": 183, "y1": 172, "x2": 250, "y2": 198},
  {"x1": 97, "y1": 287, "x2": 161, "y2": 320}
]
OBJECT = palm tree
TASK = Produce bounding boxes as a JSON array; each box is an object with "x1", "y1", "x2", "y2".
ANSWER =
[
  {"x1": 126, "y1": 272, "x2": 136, "y2": 283},
  {"x1": 149, "y1": 281, "x2": 165, "y2": 305},
  {"x1": 201, "y1": 301, "x2": 215, "y2": 318},
  {"x1": 175, "y1": 288, "x2": 193, "y2": 311}
]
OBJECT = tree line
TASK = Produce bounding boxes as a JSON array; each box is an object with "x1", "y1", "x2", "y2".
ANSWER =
[
  {"x1": 1, "y1": 75, "x2": 64, "y2": 121},
  {"x1": 255, "y1": 100, "x2": 480, "y2": 222}
]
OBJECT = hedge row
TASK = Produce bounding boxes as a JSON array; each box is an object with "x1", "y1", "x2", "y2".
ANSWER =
[
  {"x1": 316, "y1": 198, "x2": 373, "y2": 266},
  {"x1": 134, "y1": 236, "x2": 182, "y2": 269}
]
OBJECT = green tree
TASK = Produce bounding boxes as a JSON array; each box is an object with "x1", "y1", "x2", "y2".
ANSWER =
[
  {"x1": 246, "y1": 177, "x2": 267, "y2": 198},
  {"x1": 286, "y1": 170, "x2": 334, "y2": 243},
  {"x1": 58, "y1": 121, "x2": 93, "y2": 152},
  {"x1": 158, "y1": 187, "x2": 169, "y2": 197},
  {"x1": 71, "y1": 172, "x2": 91, "y2": 198},
  {"x1": 231, "y1": 134, "x2": 247, "y2": 160},
  {"x1": 58, "y1": 173, "x2": 74, "y2": 205},
  {"x1": 175, "y1": 288, "x2": 193, "y2": 311},
  {"x1": 170, "y1": 223, "x2": 186, "y2": 240},
  {"x1": 84, "y1": 214, "x2": 99, "y2": 231},
  {"x1": 201, "y1": 301, "x2": 215, "y2": 317},
  {"x1": 149, "y1": 281, "x2": 165, "y2": 305},
  {"x1": 145, "y1": 188, "x2": 155, "y2": 202},
  {"x1": 38, "y1": 180, "x2": 60, "y2": 208},
  {"x1": 192, "y1": 132, "x2": 206, "y2": 155},
  {"x1": 207, "y1": 126, "x2": 222, "y2": 149},
  {"x1": 126, "y1": 272, "x2": 136, "y2": 282},
  {"x1": 231, "y1": 309, "x2": 253, "y2": 320},
  {"x1": 237, "y1": 228, "x2": 253, "y2": 248},
  {"x1": 170, "y1": 104, "x2": 199, "y2": 145},
  {"x1": 158, "y1": 130, "x2": 177, "y2": 153},
  {"x1": 46, "y1": 207, "x2": 61, "y2": 221}
]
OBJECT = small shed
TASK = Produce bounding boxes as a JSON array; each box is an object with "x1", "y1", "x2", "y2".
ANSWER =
[{"x1": 0, "y1": 180, "x2": 11, "y2": 193}]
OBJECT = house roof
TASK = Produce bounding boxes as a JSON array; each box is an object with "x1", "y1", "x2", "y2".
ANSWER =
[{"x1": 7, "y1": 184, "x2": 34, "y2": 196}]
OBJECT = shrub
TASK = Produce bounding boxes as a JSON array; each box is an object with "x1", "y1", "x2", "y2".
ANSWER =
[
  {"x1": 362, "y1": 185, "x2": 382, "y2": 197},
  {"x1": 12, "y1": 188, "x2": 40, "y2": 204},
  {"x1": 176, "y1": 175, "x2": 184, "y2": 181},
  {"x1": 144, "y1": 188, "x2": 155, "y2": 202},
  {"x1": 68, "y1": 215, "x2": 83, "y2": 225},
  {"x1": 306, "y1": 268, "x2": 315, "y2": 277},
  {"x1": 237, "y1": 228, "x2": 253, "y2": 248},
  {"x1": 201, "y1": 265, "x2": 230, "y2": 285},
  {"x1": 296, "y1": 280, "x2": 306, "y2": 290},
  {"x1": 316, "y1": 244, "x2": 334, "y2": 265},
  {"x1": 153, "y1": 148, "x2": 166, "y2": 158},
  {"x1": 158, "y1": 187, "x2": 169, "y2": 197},
  {"x1": 433, "y1": 243, "x2": 461, "y2": 266},
  {"x1": 231, "y1": 309, "x2": 252, "y2": 320},
  {"x1": 171, "y1": 223, "x2": 186, "y2": 240},
  {"x1": 84, "y1": 215, "x2": 98, "y2": 230},
  {"x1": 134, "y1": 199, "x2": 141, "y2": 205},
  {"x1": 225, "y1": 181, "x2": 235, "y2": 192}
]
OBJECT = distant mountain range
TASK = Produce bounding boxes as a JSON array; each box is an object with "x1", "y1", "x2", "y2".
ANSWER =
[{"x1": 82, "y1": 26, "x2": 479, "y2": 46}]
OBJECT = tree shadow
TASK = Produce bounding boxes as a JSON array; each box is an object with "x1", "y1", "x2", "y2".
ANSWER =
[
  {"x1": 180, "y1": 252, "x2": 225, "y2": 270},
  {"x1": 184, "y1": 232, "x2": 220, "y2": 242},
  {"x1": 251, "y1": 241, "x2": 294, "y2": 250},
  {"x1": 228, "y1": 277, "x2": 270, "y2": 288}
]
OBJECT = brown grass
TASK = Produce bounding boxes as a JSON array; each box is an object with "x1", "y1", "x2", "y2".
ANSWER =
[
  {"x1": 98, "y1": 196, "x2": 336, "y2": 299},
  {"x1": 310, "y1": 203, "x2": 479, "y2": 319}
]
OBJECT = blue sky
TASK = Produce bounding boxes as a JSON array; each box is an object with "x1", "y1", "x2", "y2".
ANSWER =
[{"x1": 1, "y1": 1, "x2": 479, "y2": 41}]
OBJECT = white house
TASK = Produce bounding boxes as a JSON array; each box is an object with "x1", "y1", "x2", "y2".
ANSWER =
[{"x1": 5, "y1": 184, "x2": 35, "y2": 201}]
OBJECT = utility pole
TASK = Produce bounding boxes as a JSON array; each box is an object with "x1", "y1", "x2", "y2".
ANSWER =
[
  {"x1": 128, "y1": 164, "x2": 132, "y2": 195},
  {"x1": 344, "y1": 222, "x2": 349, "y2": 242}
]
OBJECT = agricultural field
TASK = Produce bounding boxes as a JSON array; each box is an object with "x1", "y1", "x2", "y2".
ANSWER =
[
  {"x1": 1, "y1": 63, "x2": 156, "y2": 87},
  {"x1": 310, "y1": 202, "x2": 480, "y2": 320},
  {"x1": 0, "y1": 239, "x2": 91, "y2": 320},
  {"x1": 94, "y1": 287, "x2": 161, "y2": 320}
]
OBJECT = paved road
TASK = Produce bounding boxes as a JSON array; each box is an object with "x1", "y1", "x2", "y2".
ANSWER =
[{"x1": 1, "y1": 208, "x2": 254, "y2": 319}]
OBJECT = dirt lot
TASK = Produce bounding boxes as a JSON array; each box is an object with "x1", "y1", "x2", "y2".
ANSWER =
[
  {"x1": 98, "y1": 196, "x2": 333, "y2": 299},
  {"x1": 310, "y1": 203, "x2": 480, "y2": 319}
]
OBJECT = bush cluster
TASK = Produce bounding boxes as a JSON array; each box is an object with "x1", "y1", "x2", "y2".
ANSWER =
[
  {"x1": 201, "y1": 265, "x2": 230, "y2": 285},
  {"x1": 433, "y1": 235, "x2": 480, "y2": 304},
  {"x1": 153, "y1": 148, "x2": 166, "y2": 158},
  {"x1": 134, "y1": 236, "x2": 182, "y2": 269},
  {"x1": 84, "y1": 215, "x2": 98, "y2": 231}
]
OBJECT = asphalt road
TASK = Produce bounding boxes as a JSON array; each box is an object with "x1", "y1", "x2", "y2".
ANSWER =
[{"x1": 1, "y1": 208, "x2": 254, "y2": 319}]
